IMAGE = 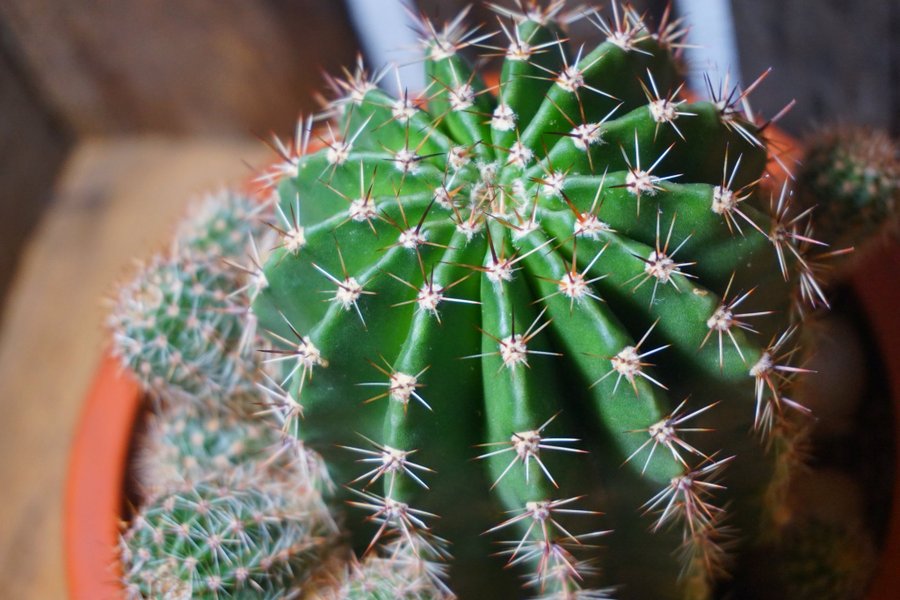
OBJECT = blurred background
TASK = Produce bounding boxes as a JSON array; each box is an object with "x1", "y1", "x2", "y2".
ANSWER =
[
  {"x1": 0, "y1": 0, "x2": 896, "y2": 597},
  {"x1": 1, "y1": 0, "x2": 897, "y2": 305}
]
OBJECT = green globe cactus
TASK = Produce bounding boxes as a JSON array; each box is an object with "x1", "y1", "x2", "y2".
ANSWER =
[
  {"x1": 121, "y1": 472, "x2": 338, "y2": 599},
  {"x1": 109, "y1": 190, "x2": 270, "y2": 401},
  {"x1": 248, "y1": 3, "x2": 823, "y2": 598}
]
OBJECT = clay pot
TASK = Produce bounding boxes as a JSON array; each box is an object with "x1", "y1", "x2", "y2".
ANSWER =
[{"x1": 65, "y1": 354, "x2": 141, "y2": 600}]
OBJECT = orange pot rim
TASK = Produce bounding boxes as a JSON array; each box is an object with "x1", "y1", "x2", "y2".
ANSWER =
[{"x1": 64, "y1": 353, "x2": 141, "y2": 600}]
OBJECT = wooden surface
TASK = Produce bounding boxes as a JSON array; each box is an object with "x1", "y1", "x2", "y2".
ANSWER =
[
  {"x1": 0, "y1": 137, "x2": 268, "y2": 599},
  {"x1": 733, "y1": 0, "x2": 899, "y2": 137},
  {"x1": 0, "y1": 0, "x2": 358, "y2": 135}
]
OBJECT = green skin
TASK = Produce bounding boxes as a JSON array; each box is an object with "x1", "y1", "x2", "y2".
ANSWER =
[
  {"x1": 111, "y1": 190, "x2": 265, "y2": 402},
  {"x1": 122, "y1": 479, "x2": 334, "y2": 599},
  {"x1": 253, "y1": 12, "x2": 802, "y2": 600}
]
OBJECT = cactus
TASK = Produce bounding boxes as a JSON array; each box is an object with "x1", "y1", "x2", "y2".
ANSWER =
[
  {"x1": 135, "y1": 402, "x2": 278, "y2": 496},
  {"x1": 733, "y1": 469, "x2": 877, "y2": 600},
  {"x1": 136, "y1": 399, "x2": 336, "y2": 499},
  {"x1": 733, "y1": 517, "x2": 876, "y2": 600},
  {"x1": 247, "y1": 2, "x2": 824, "y2": 598},
  {"x1": 771, "y1": 518, "x2": 876, "y2": 600},
  {"x1": 174, "y1": 189, "x2": 269, "y2": 261},
  {"x1": 336, "y1": 541, "x2": 453, "y2": 600},
  {"x1": 109, "y1": 190, "x2": 270, "y2": 401},
  {"x1": 797, "y1": 124, "x2": 899, "y2": 252},
  {"x1": 121, "y1": 471, "x2": 339, "y2": 599}
]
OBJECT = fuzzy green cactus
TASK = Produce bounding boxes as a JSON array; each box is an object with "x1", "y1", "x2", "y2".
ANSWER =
[
  {"x1": 770, "y1": 518, "x2": 876, "y2": 600},
  {"x1": 109, "y1": 190, "x2": 270, "y2": 401},
  {"x1": 798, "y1": 124, "x2": 899, "y2": 251},
  {"x1": 249, "y1": 3, "x2": 823, "y2": 598},
  {"x1": 136, "y1": 401, "x2": 335, "y2": 499},
  {"x1": 121, "y1": 472, "x2": 338, "y2": 599},
  {"x1": 136, "y1": 403, "x2": 279, "y2": 496},
  {"x1": 174, "y1": 189, "x2": 269, "y2": 261},
  {"x1": 335, "y1": 541, "x2": 453, "y2": 600},
  {"x1": 733, "y1": 469, "x2": 877, "y2": 600}
]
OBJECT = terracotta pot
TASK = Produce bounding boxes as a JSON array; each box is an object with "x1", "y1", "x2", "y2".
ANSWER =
[{"x1": 65, "y1": 353, "x2": 141, "y2": 600}]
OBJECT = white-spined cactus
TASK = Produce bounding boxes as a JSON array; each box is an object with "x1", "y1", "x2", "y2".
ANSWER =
[
  {"x1": 121, "y1": 472, "x2": 338, "y2": 599},
  {"x1": 247, "y1": 2, "x2": 824, "y2": 598},
  {"x1": 797, "y1": 124, "x2": 899, "y2": 255},
  {"x1": 109, "y1": 190, "x2": 269, "y2": 401}
]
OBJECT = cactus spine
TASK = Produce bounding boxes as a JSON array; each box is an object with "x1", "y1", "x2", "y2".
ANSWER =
[{"x1": 248, "y1": 2, "x2": 823, "y2": 598}]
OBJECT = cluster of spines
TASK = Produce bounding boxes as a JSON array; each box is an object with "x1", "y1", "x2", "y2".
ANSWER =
[
  {"x1": 120, "y1": 473, "x2": 338, "y2": 599},
  {"x1": 247, "y1": 1, "x2": 827, "y2": 597},
  {"x1": 109, "y1": 190, "x2": 271, "y2": 401}
]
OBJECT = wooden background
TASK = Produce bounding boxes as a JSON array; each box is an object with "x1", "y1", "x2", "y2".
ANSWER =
[{"x1": 0, "y1": 1, "x2": 897, "y2": 598}]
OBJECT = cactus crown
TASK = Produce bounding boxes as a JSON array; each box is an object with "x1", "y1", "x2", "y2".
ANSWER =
[{"x1": 108, "y1": 2, "x2": 822, "y2": 598}]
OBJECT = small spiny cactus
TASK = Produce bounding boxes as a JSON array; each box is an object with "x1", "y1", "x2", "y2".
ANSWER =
[
  {"x1": 798, "y1": 124, "x2": 899, "y2": 252},
  {"x1": 175, "y1": 189, "x2": 269, "y2": 261},
  {"x1": 336, "y1": 541, "x2": 454, "y2": 600},
  {"x1": 109, "y1": 190, "x2": 270, "y2": 401},
  {"x1": 244, "y1": 2, "x2": 826, "y2": 598},
  {"x1": 121, "y1": 472, "x2": 338, "y2": 599},
  {"x1": 769, "y1": 517, "x2": 876, "y2": 600},
  {"x1": 135, "y1": 398, "x2": 337, "y2": 499},
  {"x1": 136, "y1": 402, "x2": 278, "y2": 496},
  {"x1": 734, "y1": 469, "x2": 877, "y2": 600}
]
